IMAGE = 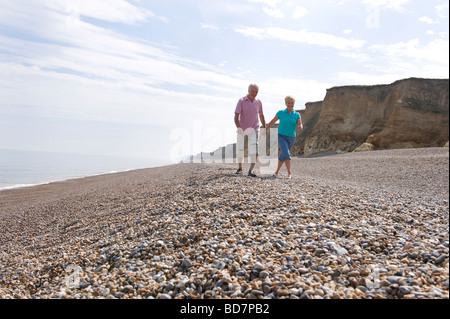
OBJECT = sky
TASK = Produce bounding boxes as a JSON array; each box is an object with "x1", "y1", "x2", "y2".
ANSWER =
[{"x1": 0, "y1": 0, "x2": 448, "y2": 163}]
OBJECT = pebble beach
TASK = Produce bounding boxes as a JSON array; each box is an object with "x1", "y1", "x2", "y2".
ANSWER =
[{"x1": 0, "y1": 147, "x2": 448, "y2": 300}]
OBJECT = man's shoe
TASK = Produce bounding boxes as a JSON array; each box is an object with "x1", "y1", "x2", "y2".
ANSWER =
[
  {"x1": 248, "y1": 170, "x2": 257, "y2": 177},
  {"x1": 236, "y1": 168, "x2": 243, "y2": 175}
]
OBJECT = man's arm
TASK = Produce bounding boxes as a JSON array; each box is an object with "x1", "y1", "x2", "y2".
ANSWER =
[
  {"x1": 259, "y1": 113, "x2": 266, "y2": 128},
  {"x1": 234, "y1": 113, "x2": 241, "y2": 128}
]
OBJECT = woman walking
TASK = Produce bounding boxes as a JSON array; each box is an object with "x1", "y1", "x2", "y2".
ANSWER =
[{"x1": 266, "y1": 96, "x2": 303, "y2": 179}]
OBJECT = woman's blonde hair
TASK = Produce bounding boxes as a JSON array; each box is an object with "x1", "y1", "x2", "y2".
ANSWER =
[{"x1": 285, "y1": 95, "x2": 296, "y2": 103}]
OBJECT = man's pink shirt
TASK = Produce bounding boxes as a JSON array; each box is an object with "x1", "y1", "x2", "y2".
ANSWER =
[{"x1": 235, "y1": 96, "x2": 263, "y2": 131}]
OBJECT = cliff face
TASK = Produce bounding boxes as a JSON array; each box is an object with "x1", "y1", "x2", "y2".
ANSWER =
[
  {"x1": 291, "y1": 101, "x2": 322, "y2": 155},
  {"x1": 302, "y1": 78, "x2": 449, "y2": 156}
]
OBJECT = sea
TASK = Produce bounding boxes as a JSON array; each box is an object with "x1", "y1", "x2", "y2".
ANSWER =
[{"x1": 0, "y1": 149, "x2": 170, "y2": 191}]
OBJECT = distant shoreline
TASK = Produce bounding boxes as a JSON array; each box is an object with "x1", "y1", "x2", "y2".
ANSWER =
[
  {"x1": 0, "y1": 148, "x2": 171, "y2": 192},
  {"x1": 0, "y1": 165, "x2": 170, "y2": 192}
]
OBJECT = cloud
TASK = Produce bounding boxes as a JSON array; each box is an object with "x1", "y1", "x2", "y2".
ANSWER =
[
  {"x1": 0, "y1": 60, "x2": 242, "y2": 126},
  {"x1": 336, "y1": 37, "x2": 450, "y2": 85},
  {"x1": 293, "y1": 6, "x2": 309, "y2": 19},
  {"x1": 370, "y1": 38, "x2": 449, "y2": 65},
  {"x1": 419, "y1": 16, "x2": 434, "y2": 24},
  {"x1": 235, "y1": 26, "x2": 366, "y2": 51},
  {"x1": 435, "y1": 3, "x2": 449, "y2": 18},
  {"x1": 334, "y1": 0, "x2": 412, "y2": 13},
  {"x1": 201, "y1": 23, "x2": 219, "y2": 30},
  {"x1": 362, "y1": 0, "x2": 411, "y2": 11},
  {"x1": 334, "y1": 71, "x2": 407, "y2": 86},
  {"x1": 262, "y1": 7, "x2": 284, "y2": 18},
  {"x1": 0, "y1": 1, "x2": 247, "y2": 89},
  {"x1": 0, "y1": 0, "x2": 251, "y2": 133},
  {"x1": 248, "y1": 0, "x2": 282, "y2": 8},
  {"x1": 60, "y1": 0, "x2": 167, "y2": 24},
  {"x1": 248, "y1": 1, "x2": 308, "y2": 20}
]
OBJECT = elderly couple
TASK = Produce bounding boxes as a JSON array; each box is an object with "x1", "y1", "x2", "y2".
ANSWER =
[{"x1": 234, "y1": 83, "x2": 303, "y2": 179}]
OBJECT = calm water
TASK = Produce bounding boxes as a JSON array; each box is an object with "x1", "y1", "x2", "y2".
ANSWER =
[{"x1": 0, "y1": 149, "x2": 169, "y2": 190}]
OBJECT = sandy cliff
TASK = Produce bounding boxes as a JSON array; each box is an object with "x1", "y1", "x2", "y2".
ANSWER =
[
  {"x1": 302, "y1": 78, "x2": 449, "y2": 156},
  {"x1": 291, "y1": 101, "x2": 322, "y2": 156}
]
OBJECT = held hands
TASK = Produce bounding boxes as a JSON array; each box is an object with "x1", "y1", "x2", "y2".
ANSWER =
[
  {"x1": 260, "y1": 128, "x2": 267, "y2": 137},
  {"x1": 237, "y1": 127, "x2": 256, "y2": 135}
]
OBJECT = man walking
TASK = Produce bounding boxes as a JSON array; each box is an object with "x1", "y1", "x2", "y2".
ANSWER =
[{"x1": 234, "y1": 83, "x2": 266, "y2": 177}]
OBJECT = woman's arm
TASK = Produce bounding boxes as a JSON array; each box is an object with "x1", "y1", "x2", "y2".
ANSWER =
[
  {"x1": 297, "y1": 118, "x2": 303, "y2": 130},
  {"x1": 266, "y1": 115, "x2": 279, "y2": 129}
]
